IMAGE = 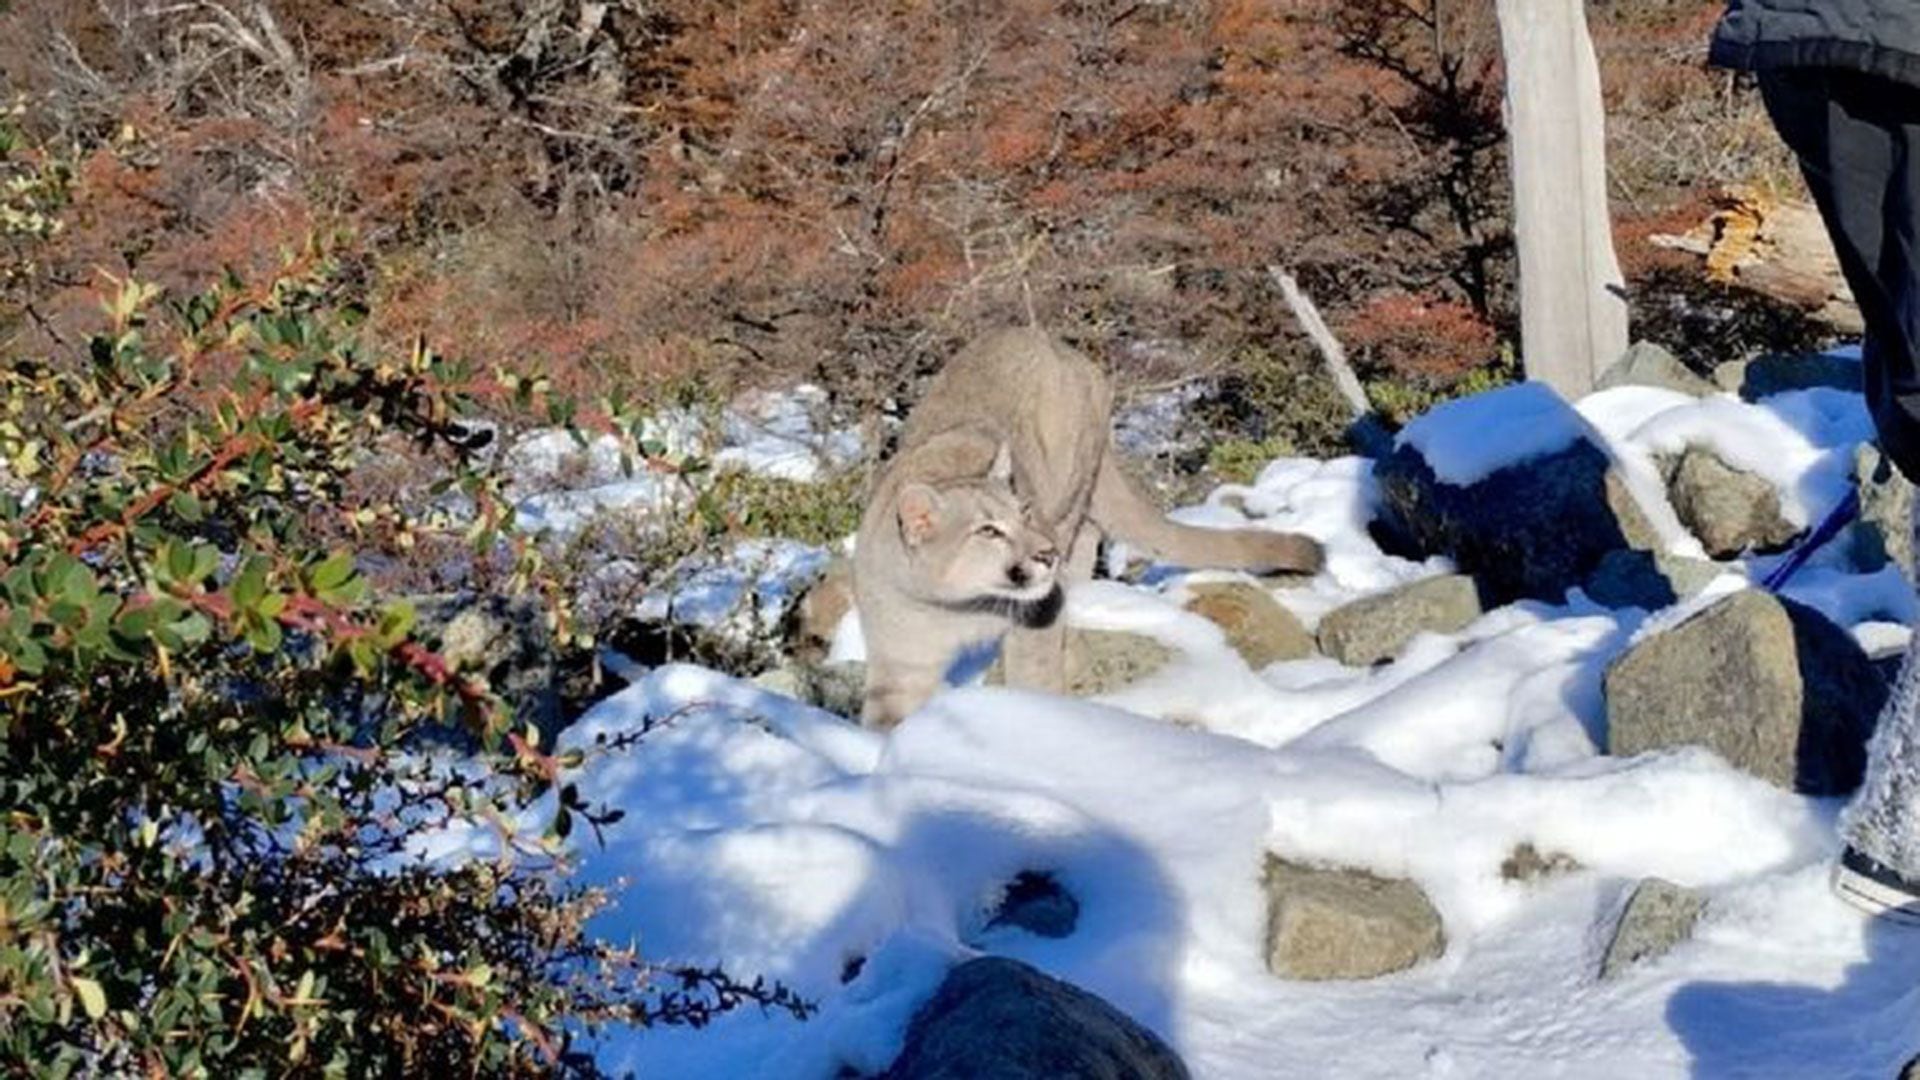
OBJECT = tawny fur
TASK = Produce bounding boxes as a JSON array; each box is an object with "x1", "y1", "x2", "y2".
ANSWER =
[{"x1": 853, "y1": 327, "x2": 1322, "y2": 728}]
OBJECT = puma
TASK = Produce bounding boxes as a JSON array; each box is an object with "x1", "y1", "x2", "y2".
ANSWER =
[{"x1": 853, "y1": 327, "x2": 1324, "y2": 728}]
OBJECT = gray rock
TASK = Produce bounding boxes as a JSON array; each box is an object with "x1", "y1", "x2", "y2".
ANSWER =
[
  {"x1": 1263, "y1": 856, "x2": 1445, "y2": 980},
  {"x1": 752, "y1": 659, "x2": 867, "y2": 718},
  {"x1": 1596, "y1": 341, "x2": 1716, "y2": 397},
  {"x1": 1500, "y1": 843, "x2": 1582, "y2": 883},
  {"x1": 1599, "y1": 878, "x2": 1705, "y2": 980},
  {"x1": 984, "y1": 871, "x2": 1079, "y2": 939},
  {"x1": 1663, "y1": 445, "x2": 1799, "y2": 558},
  {"x1": 1583, "y1": 548, "x2": 1725, "y2": 610},
  {"x1": 1065, "y1": 629, "x2": 1176, "y2": 695},
  {"x1": 1604, "y1": 590, "x2": 1888, "y2": 795},
  {"x1": 991, "y1": 627, "x2": 1177, "y2": 696},
  {"x1": 882, "y1": 957, "x2": 1189, "y2": 1080},
  {"x1": 1716, "y1": 351, "x2": 1864, "y2": 400},
  {"x1": 1375, "y1": 432, "x2": 1661, "y2": 605},
  {"x1": 1184, "y1": 581, "x2": 1315, "y2": 668},
  {"x1": 811, "y1": 660, "x2": 868, "y2": 717},
  {"x1": 751, "y1": 665, "x2": 809, "y2": 701},
  {"x1": 1846, "y1": 443, "x2": 1916, "y2": 580},
  {"x1": 1316, "y1": 575, "x2": 1483, "y2": 666},
  {"x1": 421, "y1": 594, "x2": 561, "y2": 733}
]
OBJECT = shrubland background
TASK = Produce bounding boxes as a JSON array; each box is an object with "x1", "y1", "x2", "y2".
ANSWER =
[{"x1": 2, "y1": 0, "x2": 1818, "y2": 466}]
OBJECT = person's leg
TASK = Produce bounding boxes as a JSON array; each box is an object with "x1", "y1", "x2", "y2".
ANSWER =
[
  {"x1": 1761, "y1": 69, "x2": 1920, "y2": 479},
  {"x1": 1838, "y1": 496, "x2": 1920, "y2": 923},
  {"x1": 1764, "y1": 68, "x2": 1920, "y2": 918}
]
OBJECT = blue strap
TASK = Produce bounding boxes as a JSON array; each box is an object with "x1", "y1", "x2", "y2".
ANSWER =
[{"x1": 1762, "y1": 488, "x2": 1862, "y2": 592}]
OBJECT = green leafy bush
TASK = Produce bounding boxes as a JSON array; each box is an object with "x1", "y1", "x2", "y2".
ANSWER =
[
  {"x1": 0, "y1": 260, "x2": 802, "y2": 1076},
  {"x1": 1363, "y1": 348, "x2": 1518, "y2": 428}
]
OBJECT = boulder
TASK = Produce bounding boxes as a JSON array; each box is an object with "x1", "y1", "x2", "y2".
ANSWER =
[
  {"x1": 984, "y1": 871, "x2": 1079, "y2": 939},
  {"x1": 1316, "y1": 575, "x2": 1482, "y2": 667},
  {"x1": 991, "y1": 628, "x2": 1177, "y2": 696},
  {"x1": 1662, "y1": 445, "x2": 1798, "y2": 558},
  {"x1": 1263, "y1": 856, "x2": 1445, "y2": 980},
  {"x1": 1183, "y1": 582, "x2": 1315, "y2": 668},
  {"x1": 1375, "y1": 408, "x2": 1660, "y2": 604},
  {"x1": 1583, "y1": 548, "x2": 1724, "y2": 610},
  {"x1": 1715, "y1": 351, "x2": 1863, "y2": 400},
  {"x1": 1599, "y1": 878, "x2": 1705, "y2": 980},
  {"x1": 1604, "y1": 590, "x2": 1888, "y2": 795},
  {"x1": 1846, "y1": 443, "x2": 1916, "y2": 580},
  {"x1": 1596, "y1": 341, "x2": 1716, "y2": 397},
  {"x1": 883, "y1": 957, "x2": 1189, "y2": 1080}
]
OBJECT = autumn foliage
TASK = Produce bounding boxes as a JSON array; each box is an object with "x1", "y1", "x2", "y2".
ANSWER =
[{"x1": 1, "y1": 1, "x2": 1805, "y2": 424}]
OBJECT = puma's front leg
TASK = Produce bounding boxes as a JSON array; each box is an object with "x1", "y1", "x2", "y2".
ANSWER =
[
  {"x1": 1001, "y1": 521, "x2": 1095, "y2": 695},
  {"x1": 1000, "y1": 597, "x2": 1069, "y2": 694},
  {"x1": 861, "y1": 659, "x2": 945, "y2": 730}
]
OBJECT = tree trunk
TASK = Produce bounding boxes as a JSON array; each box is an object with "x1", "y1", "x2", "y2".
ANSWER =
[{"x1": 1494, "y1": 0, "x2": 1628, "y2": 399}]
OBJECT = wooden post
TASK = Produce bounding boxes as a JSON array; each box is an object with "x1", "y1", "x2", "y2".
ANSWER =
[{"x1": 1494, "y1": 0, "x2": 1628, "y2": 399}]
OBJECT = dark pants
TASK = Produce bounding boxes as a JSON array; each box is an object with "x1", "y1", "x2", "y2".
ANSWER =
[{"x1": 1760, "y1": 68, "x2": 1920, "y2": 480}]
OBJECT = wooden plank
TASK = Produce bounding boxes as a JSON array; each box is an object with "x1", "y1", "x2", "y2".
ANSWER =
[{"x1": 1494, "y1": 0, "x2": 1629, "y2": 399}]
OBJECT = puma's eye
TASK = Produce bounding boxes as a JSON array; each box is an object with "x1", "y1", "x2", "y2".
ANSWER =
[{"x1": 975, "y1": 523, "x2": 1008, "y2": 541}]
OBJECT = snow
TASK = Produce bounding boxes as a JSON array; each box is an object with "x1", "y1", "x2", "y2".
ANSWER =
[
  {"x1": 1578, "y1": 385, "x2": 1873, "y2": 530},
  {"x1": 713, "y1": 383, "x2": 865, "y2": 482},
  {"x1": 505, "y1": 386, "x2": 863, "y2": 536},
  {"x1": 534, "y1": 656, "x2": 1904, "y2": 1079},
  {"x1": 1396, "y1": 381, "x2": 1595, "y2": 486},
  {"x1": 629, "y1": 538, "x2": 831, "y2": 633},
  {"x1": 1389, "y1": 375, "x2": 1876, "y2": 569},
  {"x1": 424, "y1": 358, "x2": 1920, "y2": 1078}
]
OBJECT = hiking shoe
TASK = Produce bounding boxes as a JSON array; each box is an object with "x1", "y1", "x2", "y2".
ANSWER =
[{"x1": 1832, "y1": 847, "x2": 1920, "y2": 926}]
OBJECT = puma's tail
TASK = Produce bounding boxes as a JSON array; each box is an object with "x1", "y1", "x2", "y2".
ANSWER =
[{"x1": 1090, "y1": 449, "x2": 1323, "y2": 574}]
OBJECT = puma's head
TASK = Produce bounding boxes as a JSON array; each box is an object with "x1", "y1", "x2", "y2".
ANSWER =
[{"x1": 892, "y1": 445, "x2": 1060, "y2": 605}]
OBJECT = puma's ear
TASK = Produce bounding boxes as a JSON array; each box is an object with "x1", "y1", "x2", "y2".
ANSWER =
[
  {"x1": 987, "y1": 441, "x2": 1014, "y2": 486},
  {"x1": 896, "y1": 483, "x2": 945, "y2": 547}
]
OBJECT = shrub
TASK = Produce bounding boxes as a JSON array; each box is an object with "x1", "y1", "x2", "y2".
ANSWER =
[
  {"x1": 1191, "y1": 343, "x2": 1357, "y2": 466},
  {"x1": 0, "y1": 259, "x2": 802, "y2": 1076}
]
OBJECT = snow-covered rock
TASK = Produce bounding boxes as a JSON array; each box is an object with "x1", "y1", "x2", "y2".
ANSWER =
[
  {"x1": 1582, "y1": 549, "x2": 1726, "y2": 611},
  {"x1": 1662, "y1": 444, "x2": 1799, "y2": 558},
  {"x1": 1375, "y1": 383, "x2": 1662, "y2": 603},
  {"x1": 882, "y1": 957, "x2": 1190, "y2": 1080},
  {"x1": 982, "y1": 872, "x2": 1080, "y2": 941}
]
